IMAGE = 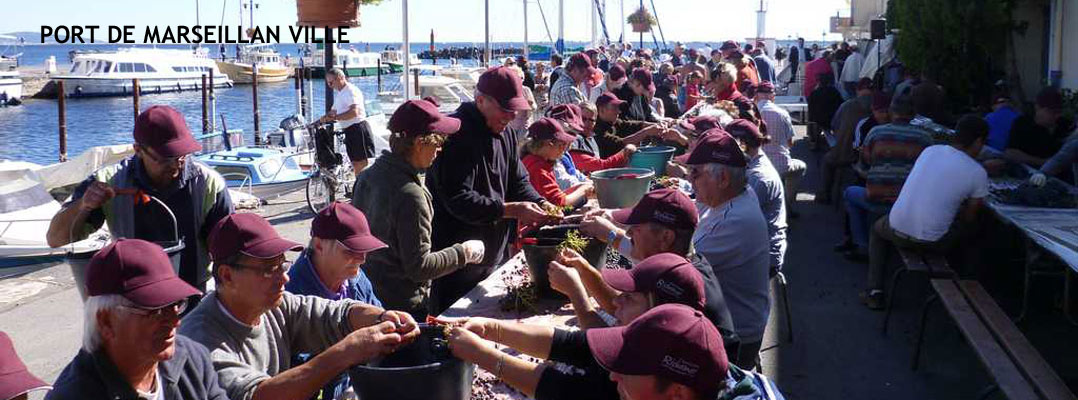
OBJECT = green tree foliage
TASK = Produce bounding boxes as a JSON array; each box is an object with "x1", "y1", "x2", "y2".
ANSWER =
[{"x1": 888, "y1": 0, "x2": 1016, "y2": 110}]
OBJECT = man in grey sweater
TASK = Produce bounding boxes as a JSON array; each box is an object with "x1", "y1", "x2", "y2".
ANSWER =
[{"x1": 179, "y1": 213, "x2": 420, "y2": 400}]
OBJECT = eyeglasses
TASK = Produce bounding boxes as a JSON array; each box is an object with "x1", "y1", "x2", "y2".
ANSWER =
[
  {"x1": 120, "y1": 299, "x2": 188, "y2": 318},
  {"x1": 141, "y1": 148, "x2": 189, "y2": 166},
  {"x1": 582, "y1": 117, "x2": 596, "y2": 123},
  {"x1": 228, "y1": 260, "x2": 293, "y2": 279}
]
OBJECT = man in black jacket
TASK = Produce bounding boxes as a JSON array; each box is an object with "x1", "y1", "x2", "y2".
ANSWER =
[{"x1": 426, "y1": 66, "x2": 561, "y2": 313}]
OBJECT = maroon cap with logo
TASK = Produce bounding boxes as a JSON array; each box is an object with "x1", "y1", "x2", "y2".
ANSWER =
[
  {"x1": 587, "y1": 304, "x2": 729, "y2": 399},
  {"x1": 631, "y1": 68, "x2": 655, "y2": 92},
  {"x1": 528, "y1": 117, "x2": 577, "y2": 143},
  {"x1": 678, "y1": 115, "x2": 722, "y2": 133},
  {"x1": 547, "y1": 104, "x2": 585, "y2": 133},
  {"x1": 719, "y1": 40, "x2": 739, "y2": 51},
  {"x1": 675, "y1": 129, "x2": 747, "y2": 167},
  {"x1": 85, "y1": 238, "x2": 202, "y2": 308},
  {"x1": 608, "y1": 64, "x2": 627, "y2": 81},
  {"x1": 611, "y1": 188, "x2": 698, "y2": 231},
  {"x1": 725, "y1": 119, "x2": 767, "y2": 148},
  {"x1": 312, "y1": 202, "x2": 387, "y2": 254},
  {"x1": 133, "y1": 105, "x2": 202, "y2": 157},
  {"x1": 476, "y1": 66, "x2": 531, "y2": 112},
  {"x1": 601, "y1": 253, "x2": 706, "y2": 310},
  {"x1": 0, "y1": 332, "x2": 50, "y2": 399},
  {"x1": 596, "y1": 92, "x2": 626, "y2": 108},
  {"x1": 387, "y1": 97, "x2": 461, "y2": 138},
  {"x1": 567, "y1": 53, "x2": 598, "y2": 76},
  {"x1": 209, "y1": 213, "x2": 303, "y2": 262}
]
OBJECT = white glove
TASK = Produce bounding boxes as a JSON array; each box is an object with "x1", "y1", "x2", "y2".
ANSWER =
[
  {"x1": 1029, "y1": 173, "x2": 1047, "y2": 187},
  {"x1": 462, "y1": 240, "x2": 485, "y2": 264}
]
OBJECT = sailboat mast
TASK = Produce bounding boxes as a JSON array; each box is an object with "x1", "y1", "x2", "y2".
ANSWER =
[
  {"x1": 403, "y1": 0, "x2": 412, "y2": 98},
  {"x1": 523, "y1": 0, "x2": 528, "y2": 61},
  {"x1": 591, "y1": 0, "x2": 597, "y2": 48},
  {"x1": 484, "y1": 0, "x2": 491, "y2": 68},
  {"x1": 557, "y1": 0, "x2": 564, "y2": 55}
]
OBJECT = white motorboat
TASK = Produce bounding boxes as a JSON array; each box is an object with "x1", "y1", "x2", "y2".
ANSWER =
[
  {"x1": 0, "y1": 34, "x2": 21, "y2": 71},
  {"x1": 0, "y1": 70, "x2": 20, "y2": 105},
  {"x1": 380, "y1": 47, "x2": 421, "y2": 73},
  {"x1": 309, "y1": 45, "x2": 389, "y2": 78},
  {"x1": 378, "y1": 65, "x2": 473, "y2": 113},
  {"x1": 439, "y1": 65, "x2": 484, "y2": 91},
  {"x1": 51, "y1": 47, "x2": 234, "y2": 97},
  {"x1": 216, "y1": 44, "x2": 293, "y2": 84}
]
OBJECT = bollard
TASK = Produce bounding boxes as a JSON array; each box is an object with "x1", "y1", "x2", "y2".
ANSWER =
[
  {"x1": 252, "y1": 63, "x2": 261, "y2": 145},
  {"x1": 201, "y1": 74, "x2": 209, "y2": 134},
  {"x1": 58, "y1": 81, "x2": 67, "y2": 162},
  {"x1": 132, "y1": 78, "x2": 141, "y2": 122},
  {"x1": 413, "y1": 67, "x2": 420, "y2": 98}
]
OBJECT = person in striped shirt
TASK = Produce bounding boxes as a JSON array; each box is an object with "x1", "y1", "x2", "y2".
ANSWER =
[{"x1": 755, "y1": 82, "x2": 806, "y2": 217}]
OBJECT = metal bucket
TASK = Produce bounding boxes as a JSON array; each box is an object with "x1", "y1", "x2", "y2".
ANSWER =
[
  {"x1": 520, "y1": 224, "x2": 608, "y2": 297},
  {"x1": 590, "y1": 168, "x2": 655, "y2": 209},
  {"x1": 628, "y1": 146, "x2": 676, "y2": 175},
  {"x1": 67, "y1": 193, "x2": 185, "y2": 300},
  {"x1": 350, "y1": 324, "x2": 474, "y2": 400}
]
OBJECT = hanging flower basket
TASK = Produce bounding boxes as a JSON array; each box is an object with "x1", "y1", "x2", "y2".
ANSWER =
[
  {"x1": 297, "y1": 0, "x2": 383, "y2": 27},
  {"x1": 627, "y1": 7, "x2": 656, "y2": 33}
]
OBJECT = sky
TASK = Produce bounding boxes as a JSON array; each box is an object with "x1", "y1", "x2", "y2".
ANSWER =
[{"x1": 5, "y1": 0, "x2": 849, "y2": 44}]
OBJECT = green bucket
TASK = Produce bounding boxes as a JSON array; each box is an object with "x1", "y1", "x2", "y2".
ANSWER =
[
  {"x1": 590, "y1": 167, "x2": 655, "y2": 208},
  {"x1": 628, "y1": 146, "x2": 676, "y2": 176}
]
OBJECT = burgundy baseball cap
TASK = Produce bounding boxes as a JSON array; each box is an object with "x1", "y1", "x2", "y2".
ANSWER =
[
  {"x1": 630, "y1": 68, "x2": 655, "y2": 92},
  {"x1": 587, "y1": 304, "x2": 729, "y2": 399},
  {"x1": 133, "y1": 105, "x2": 202, "y2": 157},
  {"x1": 754, "y1": 81, "x2": 775, "y2": 94},
  {"x1": 85, "y1": 239, "x2": 202, "y2": 308},
  {"x1": 601, "y1": 253, "x2": 706, "y2": 310},
  {"x1": 311, "y1": 202, "x2": 387, "y2": 253},
  {"x1": 548, "y1": 104, "x2": 585, "y2": 133},
  {"x1": 528, "y1": 117, "x2": 577, "y2": 143},
  {"x1": 596, "y1": 91, "x2": 626, "y2": 108},
  {"x1": 567, "y1": 53, "x2": 598, "y2": 75},
  {"x1": 725, "y1": 119, "x2": 766, "y2": 148},
  {"x1": 611, "y1": 188, "x2": 698, "y2": 231},
  {"x1": 608, "y1": 64, "x2": 627, "y2": 81},
  {"x1": 675, "y1": 129, "x2": 747, "y2": 167},
  {"x1": 719, "y1": 40, "x2": 739, "y2": 51},
  {"x1": 209, "y1": 213, "x2": 302, "y2": 262},
  {"x1": 0, "y1": 332, "x2": 50, "y2": 399},
  {"x1": 476, "y1": 66, "x2": 531, "y2": 112},
  {"x1": 679, "y1": 115, "x2": 723, "y2": 133},
  {"x1": 388, "y1": 97, "x2": 461, "y2": 138}
]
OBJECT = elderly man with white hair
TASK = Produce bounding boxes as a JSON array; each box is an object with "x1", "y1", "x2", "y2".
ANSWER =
[
  {"x1": 675, "y1": 129, "x2": 771, "y2": 371},
  {"x1": 48, "y1": 239, "x2": 227, "y2": 400}
]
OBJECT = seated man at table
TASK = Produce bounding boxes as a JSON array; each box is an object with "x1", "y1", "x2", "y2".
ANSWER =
[
  {"x1": 572, "y1": 188, "x2": 738, "y2": 342},
  {"x1": 48, "y1": 239, "x2": 226, "y2": 400},
  {"x1": 676, "y1": 130, "x2": 772, "y2": 370},
  {"x1": 284, "y1": 202, "x2": 386, "y2": 400},
  {"x1": 863, "y1": 115, "x2": 989, "y2": 309},
  {"x1": 593, "y1": 91, "x2": 664, "y2": 158},
  {"x1": 444, "y1": 256, "x2": 742, "y2": 400},
  {"x1": 1005, "y1": 87, "x2": 1076, "y2": 170},
  {"x1": 178, "y1": 213, "x2": 420, "y2": 400}
]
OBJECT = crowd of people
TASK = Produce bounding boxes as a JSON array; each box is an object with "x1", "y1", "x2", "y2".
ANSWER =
[{"x1": 2, "y1": 35, "x2": 1075, "y2": 400}]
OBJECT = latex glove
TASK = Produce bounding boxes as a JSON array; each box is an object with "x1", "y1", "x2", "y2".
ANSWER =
[
  {"x1": 1029, "y1": 173, "x2": 1047, "y2": 186},
  {"x1": 462, "y1": 240, "x2": 486, "y2": 264}
]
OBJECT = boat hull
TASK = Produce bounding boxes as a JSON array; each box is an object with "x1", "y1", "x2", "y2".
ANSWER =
[
  {"x1": 0, "y1": 72, "x2": 21, "y2": 101},
  {"x1": 383, "y1": 62, "x2": 406, "y2": 73},
  {"x1": 216, "y1": 61, "x2": 292, "y2": 84},
  {"x1": 309, "y1": 66, "x2": 393, "y2": 78},
  {"x1": 50, "y1": 75, "x2": 233, "y2": 97}
]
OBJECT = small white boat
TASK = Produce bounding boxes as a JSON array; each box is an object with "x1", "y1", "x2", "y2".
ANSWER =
[
  {"x1": 197, "y1": 148, "x2": 310, "y2": 201},
  {"x1": 309, "y1": 45, "x2": 390, "y2": 78},
  {"x1": 216, "y1": 44, "x2": 293, "y2": 84},
  {"x1": 439, "y1": 65, "x2": 484, "y2": 91},
  {"x1": 0, "y1": 70, "x2": 20, "y2": 105},
  {"x1": 378, "y1": 65, "x2": 473, "y2": 113},
  {"x1": 51, "y1": 47, "x2": 234, "y2": 97},
  {"x1": 380, "y1": 47, "x2": 421, "y2": 73}
]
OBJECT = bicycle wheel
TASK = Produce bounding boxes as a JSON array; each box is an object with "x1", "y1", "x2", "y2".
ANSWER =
[{"x1": 305, "y1": 172, "x2": 335, "y2": 214}]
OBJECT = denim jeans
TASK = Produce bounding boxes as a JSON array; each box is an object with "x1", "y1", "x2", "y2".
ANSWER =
[{"x1": 843, "y1": 186, "x2": 891, "y2": 248}]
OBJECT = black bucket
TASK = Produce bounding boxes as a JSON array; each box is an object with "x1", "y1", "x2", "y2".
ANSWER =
[
  {"x1": 520, "y1": 224, "x2": 608, "y2": 297},
  {"x1": 349, "y1": 325, "x2": 474, "y2": 400}
]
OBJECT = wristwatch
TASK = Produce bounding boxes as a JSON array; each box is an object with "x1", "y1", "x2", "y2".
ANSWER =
[{"x1": 606, "y1": 229, "x2": 619, "y2": 244}]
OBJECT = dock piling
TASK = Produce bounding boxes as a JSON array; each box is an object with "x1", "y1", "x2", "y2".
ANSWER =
[
  {"x1": 58, "y1": 81, "x2": 67, "y2": 162},
  {"x1": 252, "y1": 63, "x2": 261, "y2": 145},
  {"x1": 201, "y1": 74, "x2": 209, "y2": 134},
  {"x1": 132, "y1": 79, "x2": 140, "y2": 123}
]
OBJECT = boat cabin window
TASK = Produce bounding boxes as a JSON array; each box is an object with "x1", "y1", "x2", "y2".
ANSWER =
[
  {"x1": 133, "y1": 63, "x2": 146, "y2": 73},
  {"x1": 212, "y1": 165, "x2": 253, "y2": 182},
  {"x1": 258, "y1": 159, "x2": 282, "y2": 179},
  {"x1": 119, "y1": 63, "x2": 133, "y2": 73}
]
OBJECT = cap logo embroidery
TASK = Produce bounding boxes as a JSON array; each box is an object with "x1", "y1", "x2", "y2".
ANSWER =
[
  {"x1": 661, "y1": 355, "x2": 699, "y2": 377},
  {"x1": 711, "y1": 150, "x2": 730, "y2": 161},
  {"x1": 653, "y1": 210, "x2": 677, "y2": 224},
  {"x1": 655, "y1": 279, "x2": 685, "y2": 298}
]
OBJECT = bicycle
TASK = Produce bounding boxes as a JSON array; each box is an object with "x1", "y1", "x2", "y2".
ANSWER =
[{"x1": 304, "y1": 121, "x2": 356, "y2": 214}]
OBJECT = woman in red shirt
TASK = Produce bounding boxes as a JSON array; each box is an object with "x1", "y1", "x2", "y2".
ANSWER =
[{"x1": 522, "y1": 118, "x2": 594, "y2": 207}]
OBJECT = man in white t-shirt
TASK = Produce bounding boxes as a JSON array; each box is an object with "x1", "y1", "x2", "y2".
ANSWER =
[
  {"x1": 862, "y1": 115, "x2": 989, "y2": 309},
  {"x1": 319, "y1": 67, "x2": 372, "y2": 173}
]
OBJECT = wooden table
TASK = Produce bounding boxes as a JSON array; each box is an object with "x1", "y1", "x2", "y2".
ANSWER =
[{"x1": 439, "y1": 253, "x2": 581, "y2": 400}]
